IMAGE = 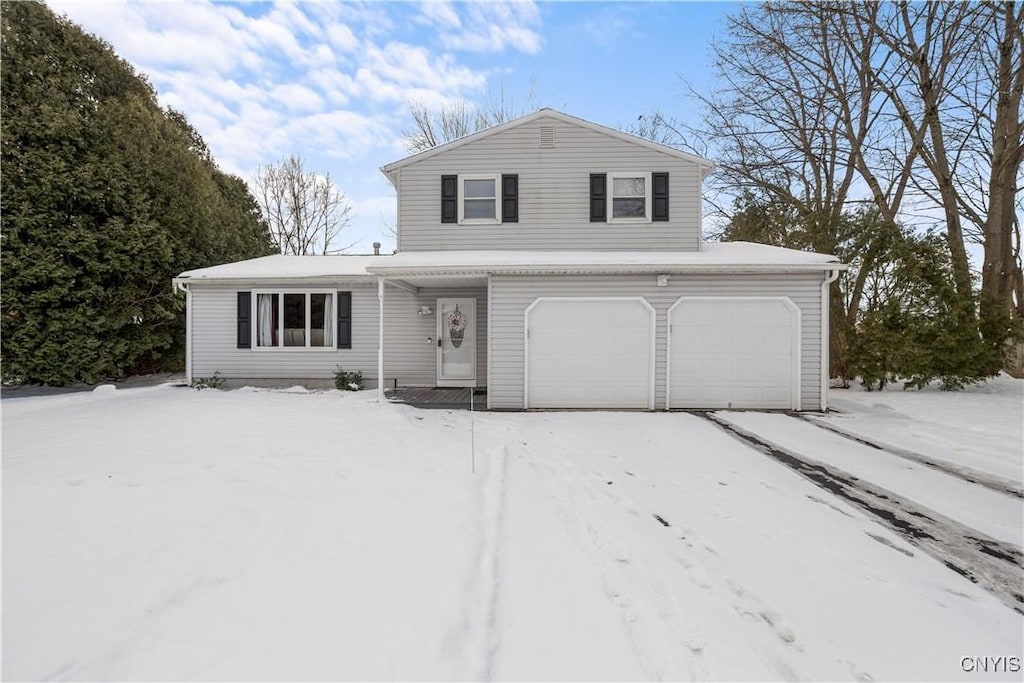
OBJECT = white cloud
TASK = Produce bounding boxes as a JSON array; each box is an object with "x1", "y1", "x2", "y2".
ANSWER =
[
  {"x1": 266, "y1": 2, "x2": 322, "y2": 39},
  {"x1": 50, "y1": 1, "x2": 260, "y2": 74},
  {"x1": 246, "y1": 14, "x2": 306, "y2": 62},
  {"x1": 305, "y1": 2, "x2": 396, "y2": 39},
  {"x1": 284, "y1": 111, "x2": 395, "y2": 162},
  {"x1": 438, "y1": 1, "x2": 543, "y2": 54},
  {"x1": 582, "y1": 6, "x2": 640, "y2": 49},
  {"x1": 306, "y1": 69, "x2": 358, "y2": 107},
  {"x1": 43, "y1": 0, "x2": 547, "y2": 252},
  {"x1": 417, "y1": 1, "x2": 462, "y2": 30},
  {"x1": 353, "y1": 42, "x2": 486, "y2": 105},
  {"x1": 326, "y1": 23, "x2": 359, "y2": 52},
  {"x1": 271, "y1": 84, "x2": 326, "y2": 114}
]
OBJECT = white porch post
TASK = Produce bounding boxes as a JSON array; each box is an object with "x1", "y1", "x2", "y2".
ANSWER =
[
  {"x1": 820, "y1": 268, "x2": 840, "y2": 411},
  {"x1": 486, "y1": 274, "x2": 492, "y2": 410},
  {"x1": 377, "y1": 276, "x2": 385, "y2": 402},
  {"x1": 185, "y1": 285, "x2": 193, "y2": 385}
]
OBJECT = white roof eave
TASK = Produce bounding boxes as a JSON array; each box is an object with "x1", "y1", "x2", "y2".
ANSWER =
[
  {"x1": 368, "y1": 263, "x2": 846, "y2": 277},
  {"x1": 173, "y1": 273, "x2": 376, "y2": 285}
]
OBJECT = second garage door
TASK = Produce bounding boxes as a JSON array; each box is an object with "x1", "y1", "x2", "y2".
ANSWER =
[
  {"x1": 668, "y1": 297, "x2": 799, "y2": 410},
  {"x1": 526, "y1": 298, "x2": 654, "y2": 409}
]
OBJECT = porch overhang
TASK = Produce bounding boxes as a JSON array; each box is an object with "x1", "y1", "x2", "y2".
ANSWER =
[
  {"x1": 365, "y1": 244, "x2": 846, "y2": 279},
  {"x1": 377, "y1": 273, "x2": 488, "y2": 292},
  {"x1": 374, "y1": 272, "x2": 491, "y2": 404}
]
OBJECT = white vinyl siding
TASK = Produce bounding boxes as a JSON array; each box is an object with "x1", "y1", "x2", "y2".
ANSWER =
[
  {"x1": 188, "y1": 272, "x2": 824, "y2": 409},
  {"x1": 396, "y1": 115, "x2": 701, "y2": 251},
  {"x1": 188, "y1": 280, "x2": 486, "y2": 389},
  {"x1": 489, "y1": 273, "x2": 823, "y2": 411}
]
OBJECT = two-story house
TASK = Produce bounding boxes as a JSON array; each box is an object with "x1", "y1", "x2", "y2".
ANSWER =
[{"x1": 173, "y1": 109, "x2": 844, "y2": 410}]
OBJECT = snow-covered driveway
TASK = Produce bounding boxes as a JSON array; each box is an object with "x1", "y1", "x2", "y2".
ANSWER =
[
  {"x1": 826, "y1": 376, "x2": 1023, "y2": 485},
  {"x1": 3, "y1": 386, "x2": 1021, "y2": 680}
]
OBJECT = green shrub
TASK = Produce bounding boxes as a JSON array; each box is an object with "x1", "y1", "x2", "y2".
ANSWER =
[
  {"x1": 846, "y1": 230, "x2": 1000, "y2": 391},
  {"x1": 190, "y1": 371, "x2": 224, "y2": 390},
  {"x1": 333, "y1": 366, "x2": 363, "y2": 391}
]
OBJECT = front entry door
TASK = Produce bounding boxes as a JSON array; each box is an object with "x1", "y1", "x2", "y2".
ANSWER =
[{"x1": 436, "y1": 298, "x2": 477, "y2": 387}]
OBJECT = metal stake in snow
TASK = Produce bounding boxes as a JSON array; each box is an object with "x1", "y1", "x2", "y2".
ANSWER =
[{"x1": 470, "y1": 385, "x2": 476, "y2": 474}]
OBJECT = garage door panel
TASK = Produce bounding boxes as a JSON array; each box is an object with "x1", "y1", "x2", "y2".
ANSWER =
[
  {"x1": 731, "y1": 387, "x2": 761, "y2": 404},
  {"x1": 733, "y1": 357, "x2": 759, "y2": 378},
  {"x1": 760, "y1": 328, "x2": 793, "y2": 348},
  {"x1": 527, "y1": 299, "x2": 652, "y2": 409},
  {"x1": 763, "y1": 387, "x2": 793, "y2": 403},
  {"x1": 705, "y1": 329, "x2": 735, "y2": 350},
  {"x1": 748, "y1": 308, "x2": 787, "y2": 326},
  {"x1": 670, "y1": 298, "x2": 798, "y2": 410},
  {"x1": 677, "y1": 358, "x2": 701, "y2": 379},
  {"x1": 759, "y1": 358, "x2": 792, "y2": 383},
  {"x1": 698, "y1": 358, "x2": 732, "y2": 380}
]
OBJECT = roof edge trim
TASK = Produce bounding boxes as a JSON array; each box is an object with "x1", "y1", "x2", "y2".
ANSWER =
[{"x1": 368, "y1": 263, "x2": 846, "y2": 277}]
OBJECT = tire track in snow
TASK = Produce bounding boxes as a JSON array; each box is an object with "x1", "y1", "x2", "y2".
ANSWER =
[
  {"x1": 795, "y1": 413, "x2": 1024, "y2": 500},
  {"x1": 703, "y1": 412, "x2": 1024, "y2": 615}
]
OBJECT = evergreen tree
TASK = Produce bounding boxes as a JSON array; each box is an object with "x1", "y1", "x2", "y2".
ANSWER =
[
  {"x1": 1, "y1": 2, "x2": 274, "y2": 384},
  {"x1": 722, "y1": 194, "x2": 1000, "y2": 389},
  {"x1": 850, "y1": 231, "x2": 1001, "y2": 390}
]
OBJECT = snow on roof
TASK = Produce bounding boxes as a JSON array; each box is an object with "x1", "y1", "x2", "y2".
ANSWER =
[
  {"x1": 173, "y1": 244, "x2": 843, "y2": 283},
  {"x1": 175, "y1": 254, "x2": 388, "y2": 281},
  {"x1": 366, "y1": 242, "x2": 843, "y2": 275}
]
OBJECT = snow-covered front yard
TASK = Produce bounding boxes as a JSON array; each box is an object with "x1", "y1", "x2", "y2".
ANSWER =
[
  {"x1": 3, "y1": 380, "x2": 1022, "y2": 681},
  {"x1": 826, "y1": 375, "x2": 1023, "y2": 484}
]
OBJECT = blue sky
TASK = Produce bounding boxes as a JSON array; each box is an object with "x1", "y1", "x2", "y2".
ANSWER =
[{"x1": 50, "y1": 1, "x2": 738, "y2": 253}]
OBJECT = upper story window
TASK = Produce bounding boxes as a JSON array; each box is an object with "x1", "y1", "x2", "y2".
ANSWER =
[
  {"x1": 460, "y1": 175, "x2": 500, "y2": 223},
  {"x1": 609, "y1": 173, "x2": 650, "y2": 221},
  {"x1": 441, "y1": 174, "x2": 518, "y2": 225},
  {"x1": 590, "y1": 172, "x2": 669, "y2": 223}
]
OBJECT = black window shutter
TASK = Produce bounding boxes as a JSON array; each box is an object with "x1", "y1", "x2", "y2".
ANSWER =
[
  {"x1": 441, "y1": 175, "x2": 458, "y2": 223},
  {"x1": 237, "y1": 292, "x2": 251, "y2": 349},
  {"x1": 652, "y1": 172, "x2": 670, "y2": 221},
  {"x1": 336, "y1": 291, "x2": 352, "y2": 349},
  {"x1": 589, "y1": 173, "x2": 606, "y2": 222},
  {"x1": 501, "y1": 174, "x2": 518, "y2": 223}
]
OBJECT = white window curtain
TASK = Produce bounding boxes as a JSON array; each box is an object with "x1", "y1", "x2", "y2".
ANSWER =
[
  {"x1": 323, "y1": 294, "x2": 334, "y2": 347},
  {"x1": 258, "y1": 294, "x2": 274, "y2": 346}
]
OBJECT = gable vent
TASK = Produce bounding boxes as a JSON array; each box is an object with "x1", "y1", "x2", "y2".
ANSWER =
[{"x1": 539, "y1": 125, "x2": 555, "y2": 148}]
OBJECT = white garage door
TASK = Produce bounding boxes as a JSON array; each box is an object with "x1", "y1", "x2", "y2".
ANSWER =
[
  {"x1": 526, "y1": 298, "x2": 654, "y2": 409},
  {"x1": 668, "y1": 297, "x2": 799, "y2": 410}
]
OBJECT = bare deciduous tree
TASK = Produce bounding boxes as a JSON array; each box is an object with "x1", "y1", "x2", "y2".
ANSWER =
[
  {"x1": 642, "y1": 1, "x2": 1023, "y2": 370},
  {"x1": 974, "y1": 2, "x2": 1024, "y2": 320},
  {"x1": 836, "y1": 2, "x2": 1022, "y2": 336},
  {"x1": 253, "y1": 155, "x2": 354, "y2": 255},
  {"x1": 403, "y1": 81, "x2": 539, "y2": 152}
]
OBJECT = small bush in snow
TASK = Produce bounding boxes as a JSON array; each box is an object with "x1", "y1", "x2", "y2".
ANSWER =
[
  {"x1": 333, "y1": 366, "x2": 363, "y2": 391},
  {"x1": 191, "y1": 371, "x2": 224, "y2": 390}
]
